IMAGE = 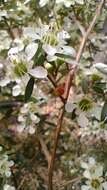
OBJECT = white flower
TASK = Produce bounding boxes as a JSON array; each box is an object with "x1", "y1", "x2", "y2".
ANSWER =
[
  {"x1": 24, "y1": 0, "x2": 31, "y2": 4},
  {"x1": 23, "y1": 27, "x2": 40, "y2": 41},
  {"x1": 0, "y1": 63, "x2": 3, "y2": 69},
  {"x1": 43, "y1": 43, "x2": 76, "y2": 62},
  {"x1": 75, "y1": 0, "x2": 84, "y2": 4},
  {"x1": 17, "y1": 103, "x2": 40, "y2": 134},
  {"x1": 18, "y1": 115, "x2": 25, "y2": 122},
  {"x1": 0, "y1": 10, "x2": 8, "y2": 20},
  {"x1": 3, "y1": 184, "x2": 15, "y2": 190},
  {"x1": 29, "y1": 126, "x2": 36, "y2": 134},
  {"x1": 77, "y1": 113, "x2": 88, "y2": 128},
  {"x1": 81, "y1": 180, "x2": 107, "y2": 190},
  {"x1": 25, "y1": 42, "x2": 38, "y2": 61},
  {"x1": 39, "y1": 0, "x2": 49, "y2": 7},
  {"x1": 57, "y1": 30, "x2": 70, "y2": 40},
  {"x1": 65, "y1": 102, "x2": 76, "y2": 113},
  {"x1": 57, "y1": 45, "x2": 76, "y2": 57},
  {"x1": 17, "y1": 124, "x2": 25, "y2": 133},
  {"x1": 0, "y1": 156, "x2": 14, "y2": 177},
  {"x1": 81, "y1": 158, "x2": 107, "y2": 190},
  {"x1": 8, "y1": 47, "x2": 19, "y2": 55},
  {"x1": 42, "y1": 44, "x2": 57, "y2": 56},
  {"x1": 12, "y1": 85, "x2": 21, "y2": 96},
  {"x1": 56, "y1": 0, "x2": 74, "y2": 7},
  {"x1": 30, "y1": 114, "x2": 40, "y2": 123},
  {"x1": 29, "y1": 66, "x2": 48, "y2": 79},
  {"x1": 94, "y1": 62, "x2": 107, "y2": 75},
  {"x1": 65, "y1": 100, "x2": 89, "y2": 128},
  {"x1": 0, "y1": 78, "x2": 10, "y2": 87},
  {"x1": 20, "y1": 104, "x2": 29, "y2": 114},
  {"x1": 56, "y1": 0, "x2": 84, "y2": 7},
  {"x1": 14, "y1": 38, "x2": 24, "y2": 51},
  {"x1": 35, "y1": 25, "x2": 49, "y2": 39}
]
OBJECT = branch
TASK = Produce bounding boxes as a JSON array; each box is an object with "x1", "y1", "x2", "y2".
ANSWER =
[
  {"x1": 48, "y1": 74, "x2": 65, "y2": 103},
  {"x1": 72, "y1": 15, "x2": 86, "y2": 36},
  {"x1": 38, "y1": 134, "x2": 51, "y2": 165},
  {"x1": 48, "y1": 1, "x2": 105, "y2": 189},
  {"x1": 3, "y1": 16, "x2": 16, "y2": 40},
  {"x1": 60, "y1": 176, "x2": 83, "y2": 190}
]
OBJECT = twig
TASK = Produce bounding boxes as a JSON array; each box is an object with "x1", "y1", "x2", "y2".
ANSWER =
[
  {"x1": 2, "y1": 16, "x2": 16, "y2": 39},
  {"x1": 11, "y1": 169, "x2": 18, "y2": 189},
  {"x1": 72, "y1": 15, "x2": 86, "y2": 36},
  {"x1": 48, "y1": 1, "x2": 105, "y2": 190},
  {"x1": 60, "y1": 176, "x2": 83, "y2": 190},
  {"x1": 48, "y1": 74, "x2": 65, "y2": 103},
  {"x1": 38, "y1": 134, "x2": 51, "y2": 165}
]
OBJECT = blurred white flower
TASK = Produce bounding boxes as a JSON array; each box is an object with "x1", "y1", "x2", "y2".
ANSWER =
[
  {"x1": 94, "y1": 62, "x2": 107, "y2": 75},
  {"x1": 12, "y1": 85, "x2": 21, "y2": 96},
  {"x1": 57, "y1": 45, "x2": 76, "y2": 56},
  {"x1": 30, "y1": 114, "x2": 40, "y2": 123},
  {"x1": 65, "y1": 100, "x2": 89, "y2": 128},
  {"x1": 0, "y1": 155, "x2": 14, "y2": 177},
  {"x1": 82, "y1": 158, "x2": 102, "y2": 179},
  {"x1": 4, "y1": 184, "x2": 15, "y2": 190},
  {"x1": 39, "y1": 0, "x2": 49, "y2": 7},
  {"x1": 77, "y1": 112, "x2": 88, "y2": 128},
  {"x1": 28, "y1": 126, "x2": 36, "y2": 134},
  {"x1": 57, "y1": 30, "x2": 70, "y2": 40},
  {"x1": 81, "y1": 158, "x2": 107, "y2": 190},
  {"x1": 65, "y1": 102, "x2": 76, "y2": 113},
  {"x1": 0, "y1": 78, "x2": 10, "y2": 87},
  {"x1": 56, "y1": 0, "x2": 75, "y2": 7},
  {"x1": 23, "y1": 27, "x2": 40, "y2": 41},
  {"x1": 17, "y1": 103, "x2": 40, "y2": 134},
  {"x1": 17, "y1": 124, "x2": 25, "y2": 133},
  {"x1": 0, "y1": 10, "x2": 8, "y2": 20}
]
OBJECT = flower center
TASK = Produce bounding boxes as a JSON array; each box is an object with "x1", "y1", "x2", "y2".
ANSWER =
[
  {"x1": 91, "y1": 179, "x2": 100, "y2": 189},
  {"x1": 78, "y1": 98, "x2": 92, "y2": 111}
]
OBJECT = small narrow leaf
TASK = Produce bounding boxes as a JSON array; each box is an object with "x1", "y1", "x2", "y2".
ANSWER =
[
  {"x1": 101, "y1": 101, "x2": 107, "y2": 121},
  {"x1": 0, "y1": 101, "x2": 21, "y2": 109},
  {"x1": 81, "y1": 79, "x2": 88, "y2": 94},
  {"x1": 25, "y1": 77, "x2": 34, "y2": 102}
]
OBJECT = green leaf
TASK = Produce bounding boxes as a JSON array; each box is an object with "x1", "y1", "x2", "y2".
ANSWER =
[
  {"x1": 33, "y1": 42, "x2": 45, "y2": 67},
  {"x1": 92, "y1": 82, "x2": 105, "y2": 95},
  {"x1": 81, "y1": 79, "x2": 88, "y2": 94},
  {"x1": 24, "y1": 77, "x2": 35, "y2": 102},
  {"x1": 0, "y1": 101, "x2": 20, "y2": 109},
  {"x1": 92, "y1": 85, "x2": 103, "y2": 94},
  {"x1": 101, "y1": 101, "x2": 107, "y2": 121}
]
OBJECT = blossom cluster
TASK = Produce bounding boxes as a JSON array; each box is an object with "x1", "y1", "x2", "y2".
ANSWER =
[
  {"x1": 81, "y1": 157, "x2": 107, "y2": 190},
  {"x1": 0, "y1": 147, "x2": 15, "y2": 190}
]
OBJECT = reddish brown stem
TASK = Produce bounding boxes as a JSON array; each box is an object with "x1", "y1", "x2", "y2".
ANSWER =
[{"x1": 48, "y1": 1, "x2": 105, "y2": 190}]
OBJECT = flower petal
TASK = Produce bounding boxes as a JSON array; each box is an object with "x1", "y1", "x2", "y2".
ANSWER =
[
  {"x1": 65, "y1": 102, "x2": 76, "y2": 113},
  {"x1": 77, "y1": 113, "x2": 88, "y2": 128},
  {"x1": 25, "y1": 42, "x2": 38, "y2": 61},
  {"x1": 103, "y1": 182, "x2": 107, "y2": 190},
  {"x1": 29, "y1": 66, "x2": 48, "y2": 79},
  {"x1": 42, "y1": 44, "x2": 57, "y2": 56},
  {"x1": 81, "y1": 185, "x2": 90, "y2": 190}
]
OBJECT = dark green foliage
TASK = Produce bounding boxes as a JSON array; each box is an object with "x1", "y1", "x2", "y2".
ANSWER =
[{"x1": 24, "y1": 77, "x2": 35, "y2": 102}]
